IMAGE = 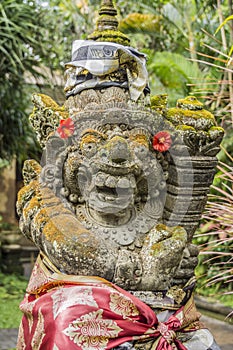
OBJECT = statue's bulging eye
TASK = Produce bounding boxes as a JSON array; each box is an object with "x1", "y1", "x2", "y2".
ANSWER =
[
  {"x1": 135, "y1": 145, "x2": 149, "y2": 160},
  {"x1": 81, "y1": 142, "x2": 97, "y2": 157}
]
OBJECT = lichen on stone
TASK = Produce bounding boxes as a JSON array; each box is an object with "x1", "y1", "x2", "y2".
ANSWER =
[
  {"x1": 129, "y1": 134, "x2": 148, "y2": 147},
  {"x1": 32, "y1": 93, "x2": 68, "y2": 116},
  {"x1": 176, "y1": 96, "x2": 204, "y2": 110},
  {"x1": 34, "y1": 208, "x2": 48, "y2": 227},
  {"x1": 23, "y1": 196, "x2": 41, "y2": 220},
  {"x1": 17, "y1": 180, "x2": 38, "y2": 205},
  {"x1": 166, "y1": 105, "x2": 215, "y2": 131},
  {"x1": 43, "y1": 220, "x2": 65, "y2": 243}
]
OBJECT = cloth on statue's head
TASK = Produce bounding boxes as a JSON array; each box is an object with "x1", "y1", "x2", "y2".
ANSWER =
[{"x1": 64, "y1": 40, "x2": 148, "y2": 101}]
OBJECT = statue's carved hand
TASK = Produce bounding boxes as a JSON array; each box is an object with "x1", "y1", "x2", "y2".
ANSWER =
[
  {"x1": 114, "y1": 249, "x2": 143, "y2": 290},
  {"x1": 139, "y1": 224, "x2": 187, "y2": 290},
  {"x1": 174, "y1": 243, "x2": 199, "y2": 285}
]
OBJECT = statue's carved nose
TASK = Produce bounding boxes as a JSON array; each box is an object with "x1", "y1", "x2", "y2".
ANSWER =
[{"x1": 109, "y1": 136, "x2": 130, "y2": 163}]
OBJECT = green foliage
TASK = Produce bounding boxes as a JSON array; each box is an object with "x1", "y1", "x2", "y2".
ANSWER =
[
  {"x1": 0, "y1": 0, "x2": 51, "y2": 162},
  {"x1": 0, "y1": 0, "x2": 227, "y2": 163},
  {"x1": 119, "y1": 13, "x2": 161, "y2": 35},
  {"x1": 147, "y1": 51, "x2": 203, "y2": 105},
  {"x1": 0, "y1": 273, "x2": 27, "y2": 328},
  {"x1": 194, "y1": 158, "x2": 233, "y2": 308}
]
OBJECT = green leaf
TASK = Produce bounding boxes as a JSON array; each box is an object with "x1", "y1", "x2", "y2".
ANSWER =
[{"x1": 215, "y1": 15, "x2": 233, "y2": 35}]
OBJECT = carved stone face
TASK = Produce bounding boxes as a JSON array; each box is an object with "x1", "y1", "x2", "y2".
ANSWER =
[{"x1": 62, "y1": 122, "x2": 167, "y2": 230}]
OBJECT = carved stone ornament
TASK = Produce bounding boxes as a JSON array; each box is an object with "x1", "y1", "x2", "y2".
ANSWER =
[{"x1": 17, "y1": 1, "x2": 224, "y2": 349}]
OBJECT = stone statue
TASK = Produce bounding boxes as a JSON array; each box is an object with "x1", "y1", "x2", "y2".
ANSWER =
[{"x1": 16, "y1": 1, "x2": 224, "y2": 349}]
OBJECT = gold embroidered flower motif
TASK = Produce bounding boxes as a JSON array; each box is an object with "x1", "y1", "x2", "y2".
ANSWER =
[
  {"x1": 109, "y1": 292, "x2": 139, "y2": 319},
  {"x1": 63, "y1": 309, "x2": 123, "y2": 350}
]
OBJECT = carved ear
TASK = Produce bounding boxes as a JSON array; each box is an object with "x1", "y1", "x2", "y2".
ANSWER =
[{"x1": 29, "y1": 93, "x2": 68, "y2": 148}]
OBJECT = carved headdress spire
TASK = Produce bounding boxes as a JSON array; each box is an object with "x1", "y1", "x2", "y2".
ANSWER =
[{"x1": 88, "y1": 0, "x2": 130, "y2": 46}]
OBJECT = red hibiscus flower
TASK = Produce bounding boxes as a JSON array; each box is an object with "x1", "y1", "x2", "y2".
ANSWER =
[
  {"x1": 57, "y1": 118, "x2": 74, "y2": 139},
  {"x1": 152, "y1": 131, "x2": 172, "y2": 152}
]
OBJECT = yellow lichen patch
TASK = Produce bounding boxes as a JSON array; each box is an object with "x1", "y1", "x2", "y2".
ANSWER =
[
  {"x1": 151, "y1": 242, "x2": 162, "y2": 255},
  {"x1": 171, "y1": 226, "x2": 187, "y2": 240},
  {"x1": 41, "y1": 195, "x2": 62, "y2": 209},
  {"x1": 155, "y1": 223, "x2": 167, "y2": 231},
  {"x1": 17, "y1": 180, "x2": 39, "y2": 204},
  {"x1": 66, "y1": 155, "x2": 80, "y2": 170},
  {"x1": 34, "y1": 93, "x2": 66, "y2": 112},
  {"x1": 130, "y1": 134, "x2": 148, "y2": 147},
  {"x1": 31, "y1": 93, "x2": 68, "y2": 120},
  {"x1": 22, "y1": 160, "x2": 42, "y2": 185},
  {"x1": 17, "y1": 186, "x2": 32, "y2": 204},
  {"x1": 209, "y1": 126, "x2": 224, "y2": 132},
  {"x1": 80, "y1": 130, "x2": 106, "y2": 149},
  {"x1": 42, "y1": 220, "x2": 65, "y2": 243},
  {"x1": 56, "y1": 109, "x2": 69, "y2": 120},
  {"x1": 23, "y1": 196, "x2": 41, "y2": 219},
  {"x1": 34, "y1": 208, "x2": 49, "y2": 227}
]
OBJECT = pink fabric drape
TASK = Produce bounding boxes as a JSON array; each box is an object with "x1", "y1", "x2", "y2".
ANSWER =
[{"x1": 17, "y1": 255, "x2": 203, "y2": 350}]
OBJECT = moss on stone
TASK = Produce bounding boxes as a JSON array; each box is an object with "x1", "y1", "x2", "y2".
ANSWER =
[
  {"x1": 209, "y1": 126, "x2": 224, "y2": 132},
  {"x1": 167, "y1": 108, "x2": 214, "y2": 121},
  {"x1": 175, "y1": 125, "x2": 196, "y2": 131},
  {"x1": 88, "y1": 30, "x2": 130, "y2": 46},
  {"x1": 150, "y1": 94, "x2": 168, "y2": 110},
  {"x1": 177, "y1": 96, "x2": 204, "y2": 110},
  {"x1": 208, "y1": 126, "x2": 225, "y2": 138},
  {"x1": 87, "y1": 0, "x2": 130, "y2": 46}
]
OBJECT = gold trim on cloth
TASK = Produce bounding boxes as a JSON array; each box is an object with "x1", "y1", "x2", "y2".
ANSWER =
[{"x1": 26, "y1": 252, "x2": 114, "y2": 295}]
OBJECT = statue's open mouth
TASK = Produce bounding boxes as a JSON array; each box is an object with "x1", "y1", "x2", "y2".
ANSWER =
[
  {"x1": 96, "y1": 185, "x2": 134, "y2": 203},
  {"x1": 87, "y1": 171, "x2": 137, "y2": 214}
]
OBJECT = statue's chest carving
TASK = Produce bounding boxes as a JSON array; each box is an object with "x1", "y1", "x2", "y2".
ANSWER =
[{"x1": 75, "y1": 203, "x2": 160, "y2": 246}]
